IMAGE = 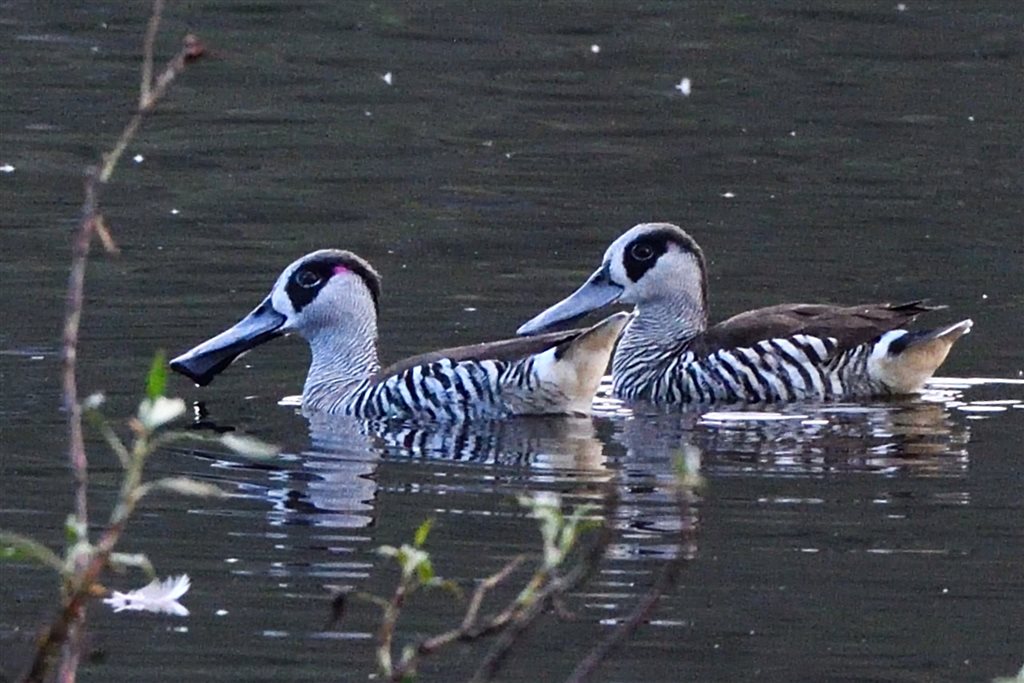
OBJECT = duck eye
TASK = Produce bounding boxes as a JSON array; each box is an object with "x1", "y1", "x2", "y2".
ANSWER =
[
  {"x1": 630, "y1": 243, "x2": 655, "y2": 261},
  {"x1": 294, "y1": 269, "x2": 321, "y2": 288}
]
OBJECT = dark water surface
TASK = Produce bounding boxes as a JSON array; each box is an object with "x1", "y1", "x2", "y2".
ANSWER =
[{"x1": 2, "y1": 2, "x2": 1022, "y2": 681}]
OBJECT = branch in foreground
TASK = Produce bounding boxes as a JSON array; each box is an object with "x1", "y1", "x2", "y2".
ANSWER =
[
  {"x1": 351, "y1": 488, "x2": 618, "y2": 683},
  {"x1": 563, "y1": 446, "x2": 704, "y2": 683},
  {"x1": 467, "y1": 487, "x2": 618, "y2": 683},
  {"x1": 39, "y1": 3, "x2": 205, "y2": 679}
]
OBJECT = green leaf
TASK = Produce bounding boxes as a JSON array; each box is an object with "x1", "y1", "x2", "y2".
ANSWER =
[
  {"x1": 65, "y1": 514, "x2": 87, "y2": 546},
  {"x1": 0, "y1": 531, "x2": 64, "y2": 572},
  {"x1": 672, "y1": 444, "x2": 705, "y2": 489},
  {"x1": 82, "y1": 392, "x2": 106, "y2": 411},
  {"x1": 108, "y1": 552, "x2": 156, "y2": 578},
  {"x1": 151, "y1": 476, "x2": 227, "y2": 499},
  {"x1": 137, "y1": 396, "x2": 186, "y2": 431},
  {"x1": 413, "y1": 518, "x2": 434, "y2": 548},
  {"x1": 415, "y1": 557, "x2": 435, "y2": 584},
  {"x1": 426, "y1": 577, "x2": 462, "y2": 597},
  {"x1": 146, "y1": 349, "x2": 168, "y2": 400},
  {"x1": 219, "y1": 433, "x2": 280, "y2": 460}
]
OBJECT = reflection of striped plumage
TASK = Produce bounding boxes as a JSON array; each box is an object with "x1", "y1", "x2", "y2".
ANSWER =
[
  {"x1": 171, "y1": 249, "x2": 628, "y2": 420},
  {"x1": 519, "y1": 223, "x2": 973, "y2": 404}
]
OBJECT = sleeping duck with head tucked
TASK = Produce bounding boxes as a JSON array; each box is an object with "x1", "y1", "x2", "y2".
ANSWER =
[
  {"x1": 517, "y1": 222, "x2": 972, "y2": 404},
  {"x1": 171, "y1": 249, "x2": 628, "y2": 420}
]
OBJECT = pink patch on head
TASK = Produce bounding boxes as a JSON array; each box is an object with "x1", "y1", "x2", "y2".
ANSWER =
[{"x1": 333, "y1": 264, "x2": 350, "y2": 276}]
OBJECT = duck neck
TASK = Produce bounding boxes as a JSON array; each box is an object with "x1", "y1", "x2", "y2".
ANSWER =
[
  {"x1": 302, "y1": 316, "x2": 380, "y2": 410},
  {"x1": 615, "y1": 294, "x2": 707, "y2": 371}
]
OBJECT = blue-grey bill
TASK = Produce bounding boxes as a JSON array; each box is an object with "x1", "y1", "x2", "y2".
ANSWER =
[
  {"x1": 516, "y1": 268, "x2": 624, "y2": 336},
  {"x1": 169, "y1": 298, "x2": 286, "y2": 386}
]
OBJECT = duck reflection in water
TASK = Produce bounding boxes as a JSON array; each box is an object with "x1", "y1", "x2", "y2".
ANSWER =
[
  {"x1": 183, "y1": 402, "x2": 614, "y2": 529},
  {"x1": 611, "y1": 394, "x2": 970, "y2": 480}
]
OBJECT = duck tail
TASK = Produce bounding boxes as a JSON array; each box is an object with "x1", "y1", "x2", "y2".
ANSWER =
[
  {"x1": 868, "y1": 319, "x2": 973, "y2": 394},
  {"x1": 534, "y1": 312, "x2": 630, "y2": 415}
]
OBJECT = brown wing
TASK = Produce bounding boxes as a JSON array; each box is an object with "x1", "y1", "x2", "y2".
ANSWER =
[
  {"x1": 691, "y1": 301, "x2": 943, "y2": 355},
  {"x1": 372, "y1": 328, "x2": 586, "y2": 382}
]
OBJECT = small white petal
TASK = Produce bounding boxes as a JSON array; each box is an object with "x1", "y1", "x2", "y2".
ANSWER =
[{"x1": 137, "y1": 396, "x2": 186, "y2": 430}]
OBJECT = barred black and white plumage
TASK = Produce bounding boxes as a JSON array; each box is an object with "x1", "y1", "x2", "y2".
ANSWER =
[
  {"x1": 518, "y1": 223, "x2": 973, "y2": 404},
  {"x1": 170, "y1": 249, "x2": 628, "y2": 419}
]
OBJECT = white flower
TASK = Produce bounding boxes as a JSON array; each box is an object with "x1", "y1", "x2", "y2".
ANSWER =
[{"x1": 103, "y1": 574, "x2": 191, "y2": 616}]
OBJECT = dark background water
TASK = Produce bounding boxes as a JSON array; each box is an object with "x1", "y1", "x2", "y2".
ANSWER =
[{"x1": 1, "y1": 2, "x2": 1022, "y2": 681}]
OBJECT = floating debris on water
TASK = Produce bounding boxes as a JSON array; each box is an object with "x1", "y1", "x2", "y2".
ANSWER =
[
  {"x1": 381, "y1": 71, "x2": 393, "y2": 86},
  {"x1": 0, "y1": 163, "x2": 15, "y2": 173},
  {"x1": 675, "y1": 77, "x2": 692, "y2": 96},
  {"x1": 133, "y1": 154, "x2": 144, "y2": 163},
  {"x1": 104, "y1": 574, "x2": 191, "y2": 616}
]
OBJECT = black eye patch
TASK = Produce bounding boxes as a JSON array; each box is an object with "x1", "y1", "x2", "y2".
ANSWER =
[
  {"x1": 285, "y1": 252, "x2": 382, "y2": 314},
  {"x1": 623, "y1": 237, "x2": 669, "y2": 282},
  {"x1": 621, "y1": 226, "x2": 703, "y2": 283}
]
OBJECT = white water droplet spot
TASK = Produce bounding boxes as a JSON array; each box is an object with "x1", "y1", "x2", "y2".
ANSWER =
[
  {"x1": 721, "y1": 191, "x2": 735, "y2": 198},
  {"x1": 133, "y1": 154, "x2": 144, "y2": 163},
  {"x1": 170, "y1": 208, "x2": 180, "y2": 215},
  {"x1": 590, "y1": 44, "x2": 601, "y2": 54}
]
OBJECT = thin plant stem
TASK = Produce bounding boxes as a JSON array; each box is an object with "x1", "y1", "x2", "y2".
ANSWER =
[
  {"x1": 563, "y1": 476, "x2": 699, "y2": 683},
  {"x1": 29, "y1": 3, "x2": 203, "y2": 680},
  {"x1": 469, "y1": 487, "x2": 618, "y2": 683}
]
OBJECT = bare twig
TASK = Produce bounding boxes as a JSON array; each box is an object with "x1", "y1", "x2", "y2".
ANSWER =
[
  {"x1": 382, "y1": 555, "x2": 526, "y2": 681},
  {"x1": 359, "y1": 487, "x2": 619, "y2": 683},
  {"x1": 563, "y1": 467, "x2": 701, "y2": 683},
  {"x1": 140, "y1": 0, "x2": 164, "y2": 105},
  {"x1": 29, "y1": 3, "x2": 203, "y2": 680},
  {"x1": 469, "y1": 488, "x2": 618, "y2": 683}
]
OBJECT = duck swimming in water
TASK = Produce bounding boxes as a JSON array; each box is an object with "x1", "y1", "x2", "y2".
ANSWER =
[
  {"x1": 171, "y1": 249, "x2": 628, "y2": 420},
  {"x1": 517, "y1": 222, "x2": 972, "y2": 404}
]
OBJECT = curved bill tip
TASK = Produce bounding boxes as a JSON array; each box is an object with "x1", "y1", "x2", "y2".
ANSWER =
[
  {"x1": 169, "y1": 299, "x2": 286, "y2": 386},
  {"x1": 517, "y1": 268, "x2": 623, "y2": 336}
]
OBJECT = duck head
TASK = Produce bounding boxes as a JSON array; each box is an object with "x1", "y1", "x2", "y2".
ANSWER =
[
  {"x1": 170, "y1": 249, "x2": 381, "y2": 386},
  {"x1": 517, "y1": 222, "x2": 708, "y2": 335}
]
